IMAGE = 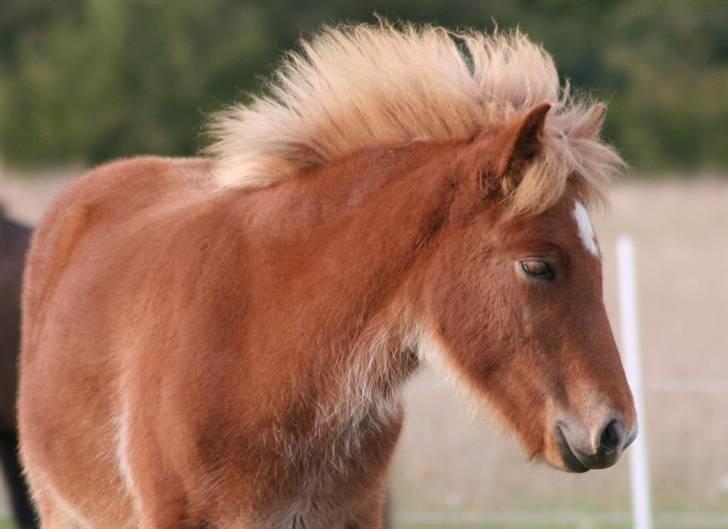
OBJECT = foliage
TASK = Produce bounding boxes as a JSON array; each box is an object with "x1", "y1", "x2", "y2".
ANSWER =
[{"x1": 0, "y1": 0, "x2": 726, "y2": 173}]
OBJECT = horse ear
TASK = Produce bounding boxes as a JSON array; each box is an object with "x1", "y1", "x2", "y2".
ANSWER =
[{"x1": 494, "y1": 102, "x2": 551, "y2": 178}]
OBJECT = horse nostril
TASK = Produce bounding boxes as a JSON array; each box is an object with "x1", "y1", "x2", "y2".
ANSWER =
[{"x1": 598, "y1": 419, "x2": 624, "y2": 454}]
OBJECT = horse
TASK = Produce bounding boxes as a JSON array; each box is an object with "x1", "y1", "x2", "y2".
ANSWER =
[
  {"x1": 19, "y1": 23, "x2": 636, "y2": 529},
  {"x1": 0, "y1": 207, "x2": 35, "y2": 529}
]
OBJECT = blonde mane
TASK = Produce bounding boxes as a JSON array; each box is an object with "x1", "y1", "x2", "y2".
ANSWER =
[{"x1": 207, "y1": 22, "x2": 623, "y2": 213}]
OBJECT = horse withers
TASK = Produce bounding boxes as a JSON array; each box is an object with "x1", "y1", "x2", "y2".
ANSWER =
[{"x1": 19, "y1": 23, "x2": 636, "y2": 529}]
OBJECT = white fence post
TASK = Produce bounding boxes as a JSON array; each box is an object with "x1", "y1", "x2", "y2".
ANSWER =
[{"x1": 616, "y1": 236, "x2": 653, "y2": 529}]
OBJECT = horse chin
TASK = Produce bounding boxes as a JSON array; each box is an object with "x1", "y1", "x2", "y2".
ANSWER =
[
  {"x1": 539, "y1": 429, "x2": 591, "y2": 474},
  {"x1": 542, "y1": 453, "x2": 591, "y2": 474}
]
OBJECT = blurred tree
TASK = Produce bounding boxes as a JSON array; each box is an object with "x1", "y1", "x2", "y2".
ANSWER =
[{"x1": 0, "y1": 0, "x2": 726, "y2": 173}]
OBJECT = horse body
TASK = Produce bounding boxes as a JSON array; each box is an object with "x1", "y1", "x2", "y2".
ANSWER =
[
  {"x1": 19, "y1": 147, "x2": 444, "y2": 527},
  {"x1": 19, "y1": 23, "x2": 636, "y2": 529}
]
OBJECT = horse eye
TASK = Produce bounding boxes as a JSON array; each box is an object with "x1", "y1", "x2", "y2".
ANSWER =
[{"x1": 519, "y1": 259, "x2": 555, "y2": 281}]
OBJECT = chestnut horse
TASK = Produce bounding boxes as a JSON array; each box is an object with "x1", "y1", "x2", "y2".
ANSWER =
[{"x1": 19, "y1": 24, "x2": 636, "y2": 529}]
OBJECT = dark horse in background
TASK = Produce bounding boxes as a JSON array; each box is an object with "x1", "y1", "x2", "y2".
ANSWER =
[{"x1": 0, "y1": 206, "x2": 34, "y2": 529}]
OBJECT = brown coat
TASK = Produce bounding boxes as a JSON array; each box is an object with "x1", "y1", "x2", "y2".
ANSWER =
[{"x1": 19, "y1": 22, "x2": 635, "y2": 529}]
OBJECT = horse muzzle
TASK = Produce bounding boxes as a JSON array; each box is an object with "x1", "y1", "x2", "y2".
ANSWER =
[{"x1": 554, "y1": 417, "x2": 637, "y2": 472}]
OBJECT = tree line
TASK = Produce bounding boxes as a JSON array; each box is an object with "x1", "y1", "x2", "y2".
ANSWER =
[{"x1": 1, "y1": 0, "x2": 726, "y2": 174}]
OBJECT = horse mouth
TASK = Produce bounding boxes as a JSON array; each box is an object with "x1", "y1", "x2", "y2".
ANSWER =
[{"x1": 555, "y1": 425, "x2": 590, "y2": 473}]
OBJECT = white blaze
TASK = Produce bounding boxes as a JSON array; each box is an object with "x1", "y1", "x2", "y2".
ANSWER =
[{"x1": 573, "y1": 201, "x2": 599, "y2": 257}]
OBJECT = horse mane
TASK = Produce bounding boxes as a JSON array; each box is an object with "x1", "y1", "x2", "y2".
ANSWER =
[{"x1": 206, "y1": 21, "x2": 623, "y2": 214}]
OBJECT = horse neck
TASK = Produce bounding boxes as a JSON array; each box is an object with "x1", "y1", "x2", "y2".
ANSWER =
[{"x1": 242, "y1": 142, "x2": 459, "y2": 435}]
